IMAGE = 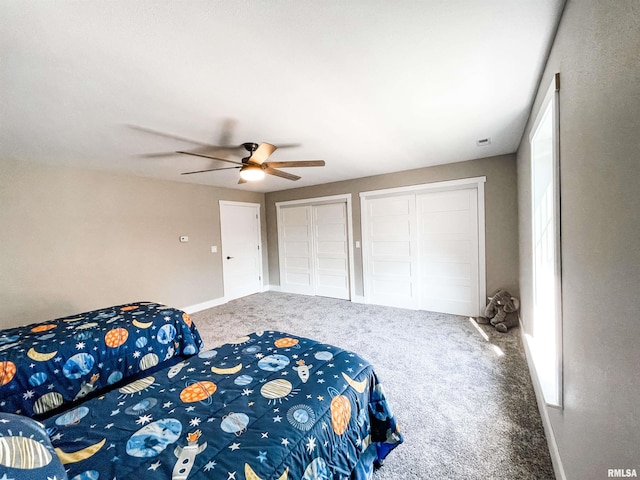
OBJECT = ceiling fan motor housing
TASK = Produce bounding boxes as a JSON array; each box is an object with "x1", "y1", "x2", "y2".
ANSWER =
[{"x1": 242, "y1": 142, "x2": 259, "y2": 153}]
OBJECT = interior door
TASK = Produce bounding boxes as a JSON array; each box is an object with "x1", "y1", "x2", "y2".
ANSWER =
[
  {"x1": 417, "y1": 188, "x2": 479, "y2": 316},
  {"x1": 220, "y1": 201, "x2": 262, "y2": 301},
  {"x1": 362, "y1": 195, "x2": 418, "y2": 309},
  {"x1": 313, "y1": 203, "x2": 350, "y2": 299}
]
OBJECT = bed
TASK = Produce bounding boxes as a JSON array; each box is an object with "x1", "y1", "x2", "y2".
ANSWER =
[
  {"x1": 44, "y1": 330, "x2": 403, "y2": 479},
  {"x1": 0, "y1": 301, "x2": 203, "y2": 417}
]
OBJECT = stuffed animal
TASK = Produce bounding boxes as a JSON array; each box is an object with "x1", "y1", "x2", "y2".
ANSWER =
[{"x1": 476, "y1": 289, "x2": 520, "y2": 333}]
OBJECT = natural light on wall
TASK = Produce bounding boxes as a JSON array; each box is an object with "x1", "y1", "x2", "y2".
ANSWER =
[{"x1": 528, "y1": 73, "x2": 563, "y2": 408}]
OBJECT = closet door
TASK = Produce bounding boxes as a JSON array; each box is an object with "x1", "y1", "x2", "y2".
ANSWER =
[
  {"x1": 417, "y1": 188, "x2": 479, "y2": 316},
  {"x1": 278, "y1": 200, "x2": 352, "y2": 300},
  {"x1": 279, "y1": 205, "x2": 314, "y2": 295},
  {"x1": 313, "y1": 203, "x2": 350, "y2": 299},
  {"x1": 362, "y1": 195, "x2": 418, "y2": 309},
  {"x1": 362, "y1": 181, "x2": 484, "y2": 316}
]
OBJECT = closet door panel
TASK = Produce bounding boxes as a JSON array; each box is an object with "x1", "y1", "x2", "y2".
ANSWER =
[
  {"x1": 279, "y1": 206, "x2": 314, "y2": 295},
  {"x1": 313, "y1": 203, "x2": 350, "y2": 299},
  {"x1": 363, "y1": 195, "x2": 418, "y2": 309},
  {"x1": 417, "y1": 188, "x2": 479, "y2": 316}
]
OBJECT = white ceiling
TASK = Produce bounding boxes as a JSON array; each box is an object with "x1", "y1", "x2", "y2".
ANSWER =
[{"x1": 1, "y1": 1, "x2": 565, "y2": 193}]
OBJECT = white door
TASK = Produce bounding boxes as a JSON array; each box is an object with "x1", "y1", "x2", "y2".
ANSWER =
[
  {"x1": 362, "y1": 181, "x2": 484, "y2": 316},
  {"x1": 417, "y1": 188, "x2": 479, "y2": 316},
  {"x1": 278, "y1": 201, "x2": 351, "y2": 299},
  {"x1": 362, "y1": 195, "x2": 418, "y2": 309},
  {"x1": 313, "y1": 203, "x2": 350, "y2": 299},
  {"x1": 279, "y1": 205, "x2": 314, "y2": 295},
  {"x1": 220, "y1": 201, "x2": 262, "y2": 301}
]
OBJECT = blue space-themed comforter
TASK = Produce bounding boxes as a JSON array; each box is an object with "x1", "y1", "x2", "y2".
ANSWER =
[
  {"x1": 0, "y1": 302, "x2": 203, "y2": 418},
  {"x1": 44, "y1": 331, "x2": 403, "y2": 480}
]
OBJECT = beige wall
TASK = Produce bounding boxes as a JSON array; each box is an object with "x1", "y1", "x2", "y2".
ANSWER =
[
  {"x1": 0, "y1": 160, "x2": 266, "y2": 327},
  {"x1": 266, "y1": 153, "x2": 519, "y2": 299},
  {"x1": 517, "y1": 1, "x2": 640, "y2": 478},
  {"x1": 1, "y1": 154, "x2": 517, "y2": 328}
]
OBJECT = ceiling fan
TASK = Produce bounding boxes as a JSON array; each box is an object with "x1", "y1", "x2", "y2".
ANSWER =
[
  {"x1": 128, "y1": 125, "x2": 324, "y2": 183},
  {"x1": 178, "y1": 142, "x2": 325, "y2": 183}
]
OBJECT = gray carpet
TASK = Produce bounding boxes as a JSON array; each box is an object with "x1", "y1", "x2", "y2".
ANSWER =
[{"x1": 191, "y1": 291, "x2": 555, "y2": 479}]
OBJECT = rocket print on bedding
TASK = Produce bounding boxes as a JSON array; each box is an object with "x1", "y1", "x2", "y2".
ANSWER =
[{"x1": 45, "y1": 331, "x2": 403, "y2": 480}]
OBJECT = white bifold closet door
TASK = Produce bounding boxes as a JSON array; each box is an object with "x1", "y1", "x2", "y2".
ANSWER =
[
  {"x1": 363, "y1": 187, "x2": 480, "y2": 316},
  {"x1": 279, "y1": 203, "x2": 350, "y2": 300}
]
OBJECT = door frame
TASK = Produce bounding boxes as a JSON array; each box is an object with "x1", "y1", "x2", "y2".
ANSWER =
[
  {"x1": 219, "y1": 200, "x2": 264, "y2": 301},
  {"x1": 276, "y1": 194, "x2": 355, "y2": 300},
  {"x1": 360, "y1": 177, "x2": 486, "y2": 315}
]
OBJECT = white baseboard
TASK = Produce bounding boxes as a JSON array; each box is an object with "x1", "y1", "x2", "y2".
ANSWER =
[
  {"x1": 266, "y1": 286, "x2": 364, "y2": 304},
  {"x1": 182, "y1": 289, "x2": 362, "y2": 312},
  {"x1": 255, "y1": 286, "x2": 363, "y2": 305},
  {"x1": 520, "y1": 325, "x2": 566, "y2": 480},
  {"x1": 182, "y1": 297, "x2": 227, "y2": 314}
]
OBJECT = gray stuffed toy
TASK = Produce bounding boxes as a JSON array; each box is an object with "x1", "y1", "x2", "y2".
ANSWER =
[{"x1": 476, "y1": 289, "x2": 520, "y2": 333}]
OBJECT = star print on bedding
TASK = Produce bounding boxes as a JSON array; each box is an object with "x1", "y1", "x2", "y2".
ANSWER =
[
  {"x1": 45, "y1": 331, "x2": 403, "y2": 480},
  {"x1": 0, "y1": 302, "x2": 203, "y2": 418}
]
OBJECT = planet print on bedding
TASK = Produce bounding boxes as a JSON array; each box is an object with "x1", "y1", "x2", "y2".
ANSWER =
[{"x1": 126, "y1": 418, "x2": 182, "y2": 458}]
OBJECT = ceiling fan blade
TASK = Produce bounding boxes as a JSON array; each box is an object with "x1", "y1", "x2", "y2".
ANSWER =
[
  {"x1": 249, "y1": 143, "x2": 277, "y2": 165},
  {"x1": 139, "y1": 151, "x2": 182, "y2": 158},
  {"x1": 274, "y1": 143, "x2": 301, "y2": 149},
  {"x1": 264, "y1": 167, "x2": 301, "y2": 181},
  {"x1": 181, "y1": 166, "x2": 240, "y2": 175},
  {"x1": 128, "y1": 125, "x2": 248, "y2": 157},
  {"x1": 127, "y1": 125, "x2": 216, "y2": 147},
  {"x1": 265, "y1": 160, "x2": 325, "y2": 168},
  {"x1": 176, "y1": 151, "x2": 244, "y2": 166},
  {"x1": 140, "y1": 144, "x2": 243, "y2": 159}
]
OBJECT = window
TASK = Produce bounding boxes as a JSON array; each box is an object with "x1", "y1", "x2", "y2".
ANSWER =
[{"x1": 528, "y1": 73, "x2": 563, "y2": 408}]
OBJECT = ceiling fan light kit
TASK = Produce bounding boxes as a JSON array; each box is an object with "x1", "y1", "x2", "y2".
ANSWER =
[{"x1": 239, "y1": 165, "x2": 266, "y2": 181}]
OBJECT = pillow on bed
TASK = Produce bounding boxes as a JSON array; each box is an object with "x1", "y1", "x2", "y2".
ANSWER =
[{"x1": 0, "y1": 412, "x2": 68, "y2": 479}]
